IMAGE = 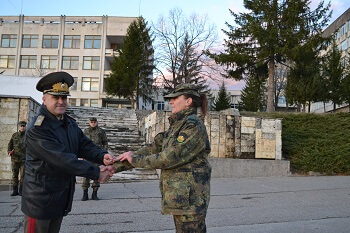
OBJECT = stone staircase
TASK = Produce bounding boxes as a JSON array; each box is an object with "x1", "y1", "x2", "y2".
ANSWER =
[{"x1": 66, "y1": 106, "x2": 158, "y2": 180}]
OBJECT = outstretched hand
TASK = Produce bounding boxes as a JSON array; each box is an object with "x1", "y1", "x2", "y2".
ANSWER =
[
  {"x1": 116, "y1": 151, "x2": 134, "y2": 163},
  {"x1": 103, "y1": 153, "x2": 117, "y2": 165}
]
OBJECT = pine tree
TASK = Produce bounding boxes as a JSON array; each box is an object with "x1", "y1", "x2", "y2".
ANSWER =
[
  {"x1": 212, "y1": 82, "x2": 231, "y2": 111},
  {"x1": 322, "y1": 40, "x2": 345, "y2": 111},
  {"x1": 240, "y1": 74, "x2": 267, "y2": 112},
  {"x1": 105, "y1": 17, "x2": 154, "y2": 109},
  {"x1": 209, "y1": 0, "x2": 331, "y2": 112}
]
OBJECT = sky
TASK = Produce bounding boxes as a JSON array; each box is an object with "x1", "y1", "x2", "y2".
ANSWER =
[{"x1": 1, "y1": 0, "x2": 350, "y2": 90}]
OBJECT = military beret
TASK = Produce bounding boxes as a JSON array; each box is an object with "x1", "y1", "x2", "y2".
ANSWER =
[
  {"x1": 36, "y1": 71, "x2": 74, "y2": 96},
  {"x1": 164, "y1": 83, "x2": 201, "y2": 100},
  {"x1": 18, "y1": 121, "x2": 27, "y2": 126},
  {"x1": 89, "y1": 117, "x2": 97, "y2": 121}
]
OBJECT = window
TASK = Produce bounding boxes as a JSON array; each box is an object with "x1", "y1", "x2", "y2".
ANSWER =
[
  {"x1": 62, "y1": 56, "x2": 79, "y2": 70},
  {"x1": 90, "y1": 99, "x2": 98, "y2": 107},
  {"x1": 84, "y1": 35, "x2": 101, "y2": 48},
  {"x1": 82, "y1": 77, "x2": 99, "y2": 91},
  {"x1": 341, "y1": 24, "x2": 347, "y2": 36},
  {"x1": 156, "y1": 101, "x2": 165, "y2": 110},
  {"x1": 41, "y1": 55, "x2": 57, "y2": 69},
  {"x1": 64, "y1": 35, "x2": 80, "y2": 48},
  {"x1": 42, "y1": 35, "x2": 59, "y2": 48},
  {"x1": 0, "y1": 55, "x2": 15, "y2": 68},
  {"x1": 341, "y1": 40, "x2": 347, "y2": 51},
  {"x1": 83, "y1": 56, "x2": 100, "y2": 70},
  {"x1": 69, "y1": 98, "x2": 76, "y2": 106},
  {"x1": 70, "y1": 77, "x2": 78, "y2": 91},
  {"x1": 20, "y1": 55, "x2": 37, "y2": 68},
  {"x1": 22, "y1": 35, "x2": 38, "y2": 48},
  {"x1": 1, "y1": 34, "x2": 17, "y2": 47},
  {"x1": 81, "y1": 99, "x2": 89, "y2": 106}
]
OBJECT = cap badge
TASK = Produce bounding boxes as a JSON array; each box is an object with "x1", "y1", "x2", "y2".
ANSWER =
[{"x1": 51, "y1": 82, "x2": 69, "y2": 93}]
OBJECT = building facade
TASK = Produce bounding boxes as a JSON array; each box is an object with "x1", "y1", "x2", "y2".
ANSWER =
[{"x1": 0, "y1": 15, "x2": 137, "y2": 108}]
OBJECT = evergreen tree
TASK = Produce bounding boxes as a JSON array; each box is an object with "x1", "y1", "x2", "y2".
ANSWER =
[
  {"x1": 105, "y1": 17, "x2": 154, "y2": 109},
  {"x1": 322, "y1": 40, "x2": 345, "y2": 111},
  {"x1": 240, "y1": 72, "x2": 267, "y2": 112},
  {"x1": 209, "y1": 0, "x2": 331, "y2": 112},
  {"x1": 213, "y1": 82, "x2": 231, "y2": 111}
]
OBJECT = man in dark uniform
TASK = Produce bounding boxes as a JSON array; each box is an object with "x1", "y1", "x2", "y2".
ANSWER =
[
  {"x1": 81, "y1": 117, "x2": 109, "y2": 201},
  {"x1": 8, "y1": 120, "x2": 27, "y2": 196},
  {"x1": 21, "y1": 71, "x2": 116, "y2": 233}
]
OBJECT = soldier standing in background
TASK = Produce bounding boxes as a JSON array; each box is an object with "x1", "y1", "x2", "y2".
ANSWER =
[
  {"x1": 8, "y1": 120, "x2": 27, "y2": 196},
  {"x1": 82, "y1": 117, "x2": 109, "y2": 201}
]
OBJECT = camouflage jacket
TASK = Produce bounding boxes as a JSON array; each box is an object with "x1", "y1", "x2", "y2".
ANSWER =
[
  {"x1": 132, "y1": 108, "x2": 212, "y2": 215},
  {"x1": 8, "y1": 131, "x2": 26, "y2": 162},
  {"x1": 84, "y1": 126, "x2": 108, "y2": 151}
]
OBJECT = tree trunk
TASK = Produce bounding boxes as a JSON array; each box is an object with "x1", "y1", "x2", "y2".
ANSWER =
[
  {"x1": 267, "y1": 59, "x2": 275, "y2": 112},
  {"x1": 333, "y1": 102, "x2": 336, "y2": 112}
]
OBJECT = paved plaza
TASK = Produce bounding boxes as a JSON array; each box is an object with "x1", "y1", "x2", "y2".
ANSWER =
[{"x1": 1, "y1": 176, "x2": 350, "y2": 233}]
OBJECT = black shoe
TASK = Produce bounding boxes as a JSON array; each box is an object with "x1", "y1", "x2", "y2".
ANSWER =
[
  {"x1": 91, "y1": 191, "x2": 99, "y2": 200},
  {"x1": 10, "y1": 186, "x2": 19, "y2": 196},
  {"x1": 81, "y1": 190, "x2": 88, "y2": 201}
]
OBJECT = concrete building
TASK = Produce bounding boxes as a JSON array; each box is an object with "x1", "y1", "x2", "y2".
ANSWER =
[{"x1": 0, "y1": 15, "x2": 137, "y2": 108}]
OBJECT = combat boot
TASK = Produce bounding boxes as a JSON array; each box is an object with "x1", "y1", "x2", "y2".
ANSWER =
[
  {"x1": 81, "y1": 190, "x2": 88, "y2": 201},
  {"x1": 11, "y1": 185, "x2": 19, "y2": 196},
  {"x1": 19, "y1": 185, "x2": 23, "y2": 196},
  {"x1": 91, "y1": 190, "x2": 99, "y2": 200}
]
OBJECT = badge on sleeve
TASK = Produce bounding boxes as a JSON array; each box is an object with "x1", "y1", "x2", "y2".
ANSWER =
[
  {"x1": 34, "y1": 115, "x2": 45, "y2": 126},
  {"x1": 176, "y1": 133, "x2": 188, "y2": 143}
]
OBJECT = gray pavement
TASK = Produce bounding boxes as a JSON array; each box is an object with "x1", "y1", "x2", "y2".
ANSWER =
[{"x1": 1, "y1": 176, "x2": 350, "y2": 233}]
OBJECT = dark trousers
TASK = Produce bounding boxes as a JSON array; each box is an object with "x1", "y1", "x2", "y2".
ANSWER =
[
  {"x1": 24, "y1": 215, "x2": 63, "y2": 233},
  {"x1": 173, "y1": 214, "x2": 207, "y2": 233}
]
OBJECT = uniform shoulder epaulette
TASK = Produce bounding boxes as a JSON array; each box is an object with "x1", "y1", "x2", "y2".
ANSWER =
[{"x1": 34, "y1": 115, "x2": 45, "y2": 126}]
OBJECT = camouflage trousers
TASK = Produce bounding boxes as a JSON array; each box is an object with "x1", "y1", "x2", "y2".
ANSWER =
[
  {"x1": 81, "y1": 178, "x2": 100, "y2": 191},
  {"x1": 173, "y1": 214, "x2": 206, "y2": 233},
  {"x1": 11, "y1": 160, "x2": 25, "y2": 186}
]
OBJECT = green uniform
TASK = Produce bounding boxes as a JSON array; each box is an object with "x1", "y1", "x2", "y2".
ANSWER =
[
  {"x1": 8, "y1": 131, "x2": 26, "y2": 186},
  {"x1": 131, "y1": 108, "x2": 211, "y2": 232},
  {"x1": 82, "y1": 126, "x2": 108, "y2": 191}
]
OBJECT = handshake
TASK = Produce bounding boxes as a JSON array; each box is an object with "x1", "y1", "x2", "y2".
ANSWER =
[{"x1": 98, "y1": 151, "x2": 134, "y2": 183}]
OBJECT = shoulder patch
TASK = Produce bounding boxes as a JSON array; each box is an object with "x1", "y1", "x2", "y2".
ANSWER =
[
  {"x1": 177, "y1": 132, "x2": 188, "y2": 143},
  {"x1": 34, "y1": 115, "x2": 45, "y2": 126}
]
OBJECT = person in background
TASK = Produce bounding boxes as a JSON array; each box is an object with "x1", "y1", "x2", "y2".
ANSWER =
[
  {"x1": 117, "y1": 83, "x2": 212, "y2": 233},
  {"x1": 8, "y1": 120, "x2": 27, "y2": 196},
  {"x1": 21, "y1": 71, "x2": 116, "y2": 233},
  {"x1": 82, "y1": 117, "x2": 109, "y2": 201}
]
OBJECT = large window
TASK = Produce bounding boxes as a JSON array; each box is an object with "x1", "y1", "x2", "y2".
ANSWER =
[
  {"x1": 69, "y1": 98, "x2": 76, "y2": 106},
  {"x1": 83, "y1": 56, "x2": 100, "y2": 70},
  {"x1": 62, "y1": 56, "x2": 79, "y2": 70},
  {"x1": 0, "y1": 55, "x2": 15, "y2": 68},
  {"x1": 20, "y1": 55, "x2": 37, "y2": 68},
  {"x1": 80, "y1": 99, "x2": 89, "y2": 106},
  {"x1": 70, "y1": 77, "x2": 78, "y2": 91},
  {"x1": 1, "y1": 34, "x2": 17, "y2": 48},
  {"x1": 84, "y1": 35, "x2": 101, "y2": 49},
  {"x1": 90, "y1": 99, "x2": 98, "y2": 107},
  {"x1": 341, "y1": 40, "x2": 347, "y2": 51},
  {"x1": 22, "y1": 35, "x2": 38, "y2": 48},
  {"x1": 64, "y1": 35, "x2": 80, "y2": 48},
  {"x1": 156, "y1": 101, "x2": 165, "y2": 110},
  {"x1": 42, "y1": 35, "x2": 59, "y2": 48},
  {"x1": 41, "y1": 55, "x2": 57, "y2": 69},
  {"x1": 81, "y1": 77, "x2": 99, "y2": 91}
]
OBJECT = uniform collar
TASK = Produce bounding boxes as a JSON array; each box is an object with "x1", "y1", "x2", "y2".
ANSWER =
[
  {"x1": 168, "y1": 108, "x2": 196, "y2": 125},
  {"x1": 39, "y1": 105, "x2": 68, "y2": 129}
]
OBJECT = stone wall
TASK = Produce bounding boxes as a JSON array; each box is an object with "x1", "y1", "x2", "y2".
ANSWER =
[
  {"x1": 140, "y1": 110, "x2": 282, "y2": 159},
  {"x1": 0, "y1": 96, "x2": 40, "y2": 180}
]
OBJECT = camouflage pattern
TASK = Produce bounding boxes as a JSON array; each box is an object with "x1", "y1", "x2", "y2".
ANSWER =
[
  {"x1": 83, "y1": 126, "x2": 108, "y2": 151},
  {"x1": 173, "y1": 215, "x2": 207, "y2": 233},
  {"x1": 164, "y1": 83, "x2": 201, "y2": 99},
  {"x1": 132, "y1": 107, "x2": 212, "y2": 216},
  {"x1": 8, "y1": 131, "x2": 26, "y2": 186},
  {"x1": 82, "y1": 126, "x2": 108, "y2": 190}
]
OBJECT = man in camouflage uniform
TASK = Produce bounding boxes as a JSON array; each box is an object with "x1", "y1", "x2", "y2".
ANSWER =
[
  {"x1": 7, "y1": 121, "x2": 27, "y2": 196},
  {"x1": 117, "y1": 84, "x2": 212, "y2": 233},
  {"x1": 82, "y1": 117, "x2": 109, "y2": 201}
]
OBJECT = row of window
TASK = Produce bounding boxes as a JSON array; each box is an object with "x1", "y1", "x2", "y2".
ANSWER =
[
  {"x1": 1, "y1": 34, "x2": 101, "y2": 49},
  {"x1": 339, "y1": 37, "x2": 350, "y2": 51},
  {"x1": 334, "y1": 20, "x2": 350, "y2": 39},
  {"x1": 0, "y1": 55, "x2": 100, "y2": 70},
  {"x1": 69, "y1": 98, "x2": 98, "y2": 107}
]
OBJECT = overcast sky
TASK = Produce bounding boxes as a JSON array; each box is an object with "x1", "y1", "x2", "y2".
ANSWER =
[{"x1": 1, "y1": 0, "x2": 349, "y2": 90}]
